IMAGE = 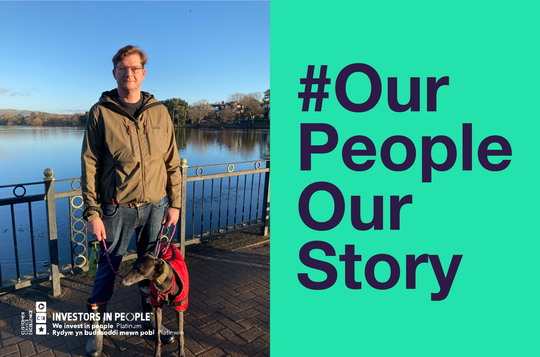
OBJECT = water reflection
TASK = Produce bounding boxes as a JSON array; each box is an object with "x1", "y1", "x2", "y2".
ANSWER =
[
  {"x1": 176, "y1": 127, "x2": 270, "y2": 165},
  {"x1": 0, "y1": 126, "x2": 269, "y2": 283}
]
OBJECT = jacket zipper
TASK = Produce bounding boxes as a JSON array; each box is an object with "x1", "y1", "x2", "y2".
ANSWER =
[
  {"x1": 134, "y1": 123, "x2": 146, "y2": 202},
  {"x1": 133, "y1": 103, "x2": 162, "y2": 201},
  {"x1": 145, "y1": 125, "x2": 152, "y2": 156},
  {"x1": 127, "y1": 125, "x2": 135, "y2": 157},
  {"x1": 103, "y1": 99, "x2": 164, "y2": 202}
]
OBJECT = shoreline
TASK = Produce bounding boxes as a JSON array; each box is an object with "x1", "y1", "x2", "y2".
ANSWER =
[
  {"x1": 0, "y1": 123, "x2": 270, "y2": 129},
  {"x1": 176, "y1": 123, "x2": 270, "y2": 129}
]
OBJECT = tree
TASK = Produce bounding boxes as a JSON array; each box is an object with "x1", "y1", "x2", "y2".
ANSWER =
[
  {"x1": 205, "y1": 110, "x2": 217, "y2": 122},
  {"x1": 246, "y1": 91, "x2": 262, "y2": 102},
  {"x1": 0, "y1": 115, "x2": 9, "y2": 125},
  {"x1": 240, "y1": 94, "x2": 264, "y2": 119},
  {"x1": 188, "y1": 99, "x2": 211, "y2": 124},
  {"x1": 220, "y1": 108, "x2": 234, "y2": 122},
  {"x1": 161, "y1": 98, "x2": 188, "y2": 125},
  {"x1": 48, "y1": 114, "x2": 65, "y2": 127},
  {"x1": 32, "y1": 118, "x2": 43, "y2": 126},
  {"x1": 227, "y1": 92, "x2": 246, "y2": 103},
  {"x1": 79, "y1": 111, "x2": 89, "y2": 126},
  {"x1": 263, "y1": 89, "x2": 270, "y2": 119}
]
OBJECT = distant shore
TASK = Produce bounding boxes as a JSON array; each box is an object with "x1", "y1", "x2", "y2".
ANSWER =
[
  {"x1": 0, "y1": 123, "x2": 270, "y2": 129},
  {"x1": 175, "y1": 123, "x2": 270, "y2": 129}
]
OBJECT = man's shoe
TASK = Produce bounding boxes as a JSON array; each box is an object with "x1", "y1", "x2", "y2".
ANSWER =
[{"x1": 85, "y1": 299, "x2": 107, "y2": 357}]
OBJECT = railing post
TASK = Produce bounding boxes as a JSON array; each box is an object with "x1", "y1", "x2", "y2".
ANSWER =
[
  {"x1": 261, "y1": 160, "x2": 270, "y2": 236},
  {"x1": 44, "y1": 168, "x2": 61, "y2": 297},
  {"x1": 179, "y1": 158, "x2": 188, "y2": 256},
  {"x1": 178, "y1": 158, "x2": 188, "y2": 357}
]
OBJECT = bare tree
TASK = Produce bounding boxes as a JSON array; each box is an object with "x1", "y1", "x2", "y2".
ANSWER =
[
  {"x1": 246, "y1": 92, "x2": 262, "y2": 102},
  {"x1": 220, "y1": 107, "x2": 234, "y2": 122},
  {"x1": 227, "y1": 92, "x2": 246, "y2": 103},
  {"x1": 240, "y1": 95, "x2": 264, "y2": 119},
  {"x1": 205, "y1": 110, "x2": 217, "y2": 122},
  {"x1": 189, "y1": 99, "x2": 211, "y2": 124}
]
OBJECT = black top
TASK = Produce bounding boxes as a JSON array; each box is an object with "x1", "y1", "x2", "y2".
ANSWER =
[{"x1": 110, "y1": 88, "x2": 143, "y2": 119}]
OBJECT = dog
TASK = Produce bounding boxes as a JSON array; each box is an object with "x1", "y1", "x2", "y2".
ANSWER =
[{"x1": 121, "y1": 243, "x2": 188, "y2": 357}]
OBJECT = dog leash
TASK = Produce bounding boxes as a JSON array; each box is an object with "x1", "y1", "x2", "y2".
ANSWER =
[
  {"x1": 157, "y1": 224, "x2": 177, "y2": 258},
  {"x1": 94, "y1": 223, "x2": 177, "y2": 279},
  {"x1": 98, "y1": 236, "x2": 125, "y2": 279}
]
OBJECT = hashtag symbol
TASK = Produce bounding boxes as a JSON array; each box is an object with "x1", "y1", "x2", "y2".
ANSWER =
[{"x1": 299, "y1": 65, "x2": 331, "y2": 112}]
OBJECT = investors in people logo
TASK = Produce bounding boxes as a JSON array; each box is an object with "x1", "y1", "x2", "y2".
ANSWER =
[{"x1": 35, "y1": 301, "x2": 47, "y2": 335}]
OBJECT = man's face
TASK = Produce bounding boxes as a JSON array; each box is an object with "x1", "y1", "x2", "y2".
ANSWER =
[{"x1": 113, "y1": 54, "x2": 146, "y2": 94}]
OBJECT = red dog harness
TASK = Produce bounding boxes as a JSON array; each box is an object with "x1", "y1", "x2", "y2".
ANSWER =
[{"x1": 150, "y1": 243, "x2": 189, "y2": 311}]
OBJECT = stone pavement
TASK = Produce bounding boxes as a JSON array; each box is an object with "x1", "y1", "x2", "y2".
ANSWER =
[{"x1": 0, "y1": 239, "x2": 269, "y2": 357}]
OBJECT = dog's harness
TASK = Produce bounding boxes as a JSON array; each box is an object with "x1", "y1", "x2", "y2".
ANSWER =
[{"x1": 150, "y1": 242, "x2": 189, "y2": 311}]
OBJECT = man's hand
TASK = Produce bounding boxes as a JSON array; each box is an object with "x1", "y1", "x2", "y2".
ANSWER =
[
  {"x1": 88, "y1": 217, "x2": 107, "y2": 241},
  {"x1": 162, "y1": 207, "x2": 180, "y2": 227}
]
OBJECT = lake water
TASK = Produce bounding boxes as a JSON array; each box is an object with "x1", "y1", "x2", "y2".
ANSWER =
[{"x1": 0, "y1": 126, "x2": 269, "y2": 282}]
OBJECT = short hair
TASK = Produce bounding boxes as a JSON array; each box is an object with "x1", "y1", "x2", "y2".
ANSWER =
[{"x1": 112, "y1": 45, "x2": 148, "y2": 68}]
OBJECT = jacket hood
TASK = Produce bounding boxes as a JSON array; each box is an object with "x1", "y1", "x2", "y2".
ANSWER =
[
  {"x1": 97, "y1": 89, "x2": 160, "y2": 122},
  {"x1": 98, "y1": 89, "x2": 156, "y2": 107}
]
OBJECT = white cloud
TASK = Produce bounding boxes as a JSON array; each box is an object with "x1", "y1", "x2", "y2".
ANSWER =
[{"x1": 0, "y1": 87, "x2": 30, "y2": 97}]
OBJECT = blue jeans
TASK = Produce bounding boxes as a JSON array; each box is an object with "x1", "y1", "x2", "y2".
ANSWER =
[{"x1": 90, "y1": 197, "x2": 167, "y2": 304}]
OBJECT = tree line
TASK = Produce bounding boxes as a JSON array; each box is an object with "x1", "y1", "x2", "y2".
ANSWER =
[
  {"x1": 161, "y1": 90, "x2": 270, "y2": 125},
  {"x1": 0, "y1": 89, "x2": 270, "y2": 127},
  {"x1": 0, "y1": 111, "x2": 89, "y2": 127}
]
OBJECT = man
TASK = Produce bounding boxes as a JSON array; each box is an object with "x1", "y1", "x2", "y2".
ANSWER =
[{"x1": 81, "y1": 45, "x2": 181, "y2": 357}]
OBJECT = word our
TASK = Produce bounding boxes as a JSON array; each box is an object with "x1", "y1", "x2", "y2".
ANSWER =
[
  {"x1": 299, "y1": 182, "x2": 412, "y2": 231},
  {"x1": 298, "y1": 63, "x2": 449, "y2": 112}
]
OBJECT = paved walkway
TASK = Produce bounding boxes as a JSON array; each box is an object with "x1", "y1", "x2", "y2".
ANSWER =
[{"x1": 0, "y1": 240, "x2": 269, "y2": 357}]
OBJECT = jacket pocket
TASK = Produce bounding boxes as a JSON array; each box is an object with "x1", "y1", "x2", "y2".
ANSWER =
[
  {"x1": 113, "y1": 160, "x2": 142, "y2": 203},
  {"x1": 144, "y1": 157, "x2": 167, "y2": 203},
  {"x1": 143, "y1": 118, "x2": 167, "y2": 159},
  {"x1": 101, "y1": 202, "x2": 119, "y2": 219}
]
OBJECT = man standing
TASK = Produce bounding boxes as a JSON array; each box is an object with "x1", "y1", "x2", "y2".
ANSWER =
[{"x1": 81, "y1": 45, "x2": 181, "y2": 356}]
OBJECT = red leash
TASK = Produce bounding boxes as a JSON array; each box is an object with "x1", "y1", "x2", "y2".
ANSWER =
[{"x1": 157, "y1": 224, "x2": 176, "y2": 258}]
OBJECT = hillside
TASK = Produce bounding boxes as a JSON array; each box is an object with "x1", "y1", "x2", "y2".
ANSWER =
[{"x1": 0, "y1": 109, "x2": 38, "y2": 116}]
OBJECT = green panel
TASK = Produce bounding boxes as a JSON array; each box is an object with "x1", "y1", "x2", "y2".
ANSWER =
[{"x1": 271, "y1": 1, "x2": 540, "y2": 356}]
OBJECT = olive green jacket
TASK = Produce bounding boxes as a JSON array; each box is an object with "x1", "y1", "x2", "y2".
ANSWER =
[{"x1": 81, "y1": 90, "x2": 182, "y2": 221}]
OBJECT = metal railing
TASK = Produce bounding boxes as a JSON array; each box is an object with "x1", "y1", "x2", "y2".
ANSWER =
[{"x1": 0, "y1": 158, "x2": 270, "y2": 296}]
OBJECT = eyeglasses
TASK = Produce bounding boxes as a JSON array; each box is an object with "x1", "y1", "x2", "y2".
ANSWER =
[{"x1": 116, "y1": 66, "x2": 143, "y2": 74}]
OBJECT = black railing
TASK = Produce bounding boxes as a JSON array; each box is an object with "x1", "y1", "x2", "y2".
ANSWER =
[
  {"x1": 0, "y1": 159, "x2": 270, "y2": 296},
  {"x1": 182, "y1": 160, "x2": 270, "y2": 248}
]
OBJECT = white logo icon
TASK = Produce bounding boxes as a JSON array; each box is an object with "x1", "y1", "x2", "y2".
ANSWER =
[
  {"x1": 36, "y1": 324, "x2": 47, "y2": 335},
  {"x1": 36, "y1": 302, "x2": 47, "y2": 313},
  {"x1": 36, "y1": 313, "x2": 46, "y2": 322}
]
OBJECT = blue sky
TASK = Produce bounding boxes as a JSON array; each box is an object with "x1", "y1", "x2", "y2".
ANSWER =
[{"x1": 0, "y1": 1, "x2": 269, "y2": 114}]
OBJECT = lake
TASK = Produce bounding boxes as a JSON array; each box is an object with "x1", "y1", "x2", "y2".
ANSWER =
[{"x1": 0, "y1": 126, "x2": 269, "y2": 282}]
